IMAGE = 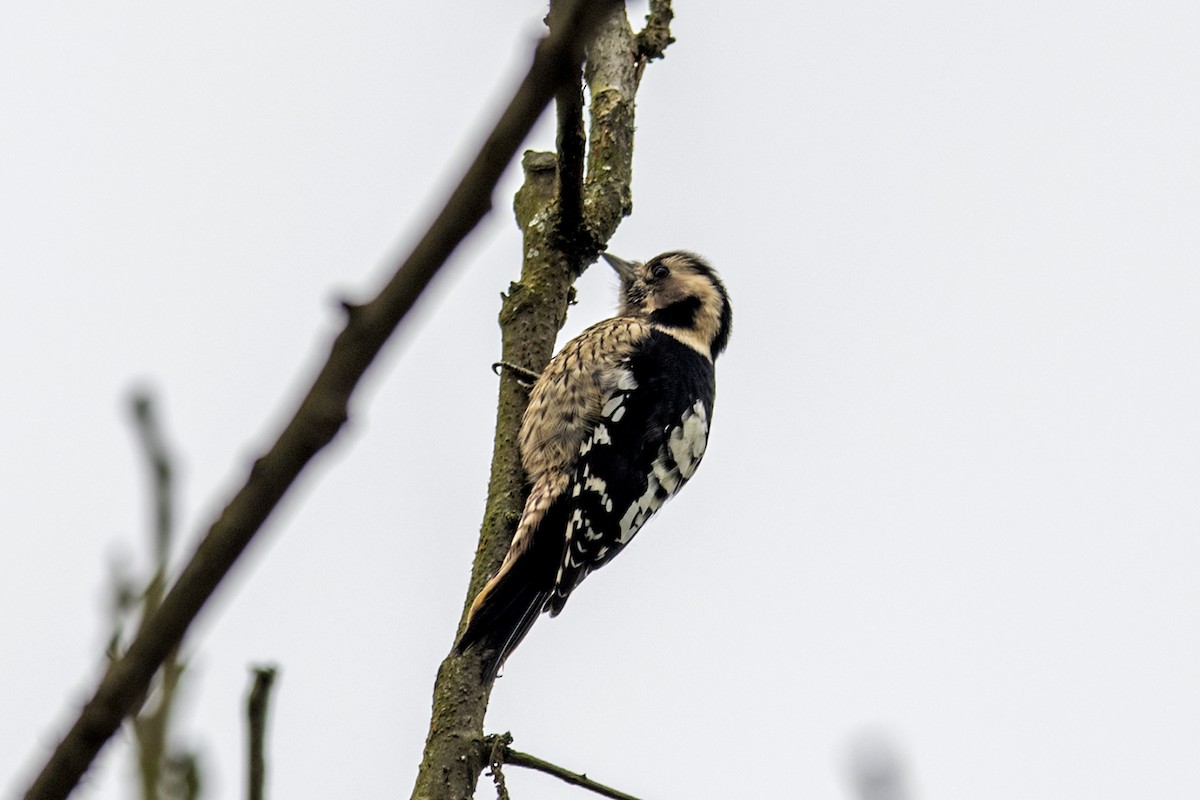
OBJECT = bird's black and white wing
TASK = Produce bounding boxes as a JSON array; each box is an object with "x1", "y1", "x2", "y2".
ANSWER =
[{"x1": 548, "y1": 330, "x2": 715, "y2": 614}]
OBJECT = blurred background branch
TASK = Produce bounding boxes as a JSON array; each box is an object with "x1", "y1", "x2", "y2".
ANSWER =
[
  {"x1": 246, "y1": 666, "x2": 277, "y2": 800},
  {"x1": 848, "y1": 731, "x2": 912, "y2": 800},
  {"x1": 111, "y1": 390, "x2": 200, "y2": 800}
]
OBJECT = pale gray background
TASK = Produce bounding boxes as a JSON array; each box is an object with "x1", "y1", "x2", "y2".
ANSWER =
[{"x1": 3, "y1": 2, "x2": 1199, "y2": 799}]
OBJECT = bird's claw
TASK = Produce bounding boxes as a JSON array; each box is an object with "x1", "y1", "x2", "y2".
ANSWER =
[{"x1": 492, "y1": 361, "x2": 539, "y2": 388}]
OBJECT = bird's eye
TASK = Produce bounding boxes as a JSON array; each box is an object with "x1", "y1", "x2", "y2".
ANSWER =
[{"x1": 651, "y1": 264, "x2": 669, "y2": 279}]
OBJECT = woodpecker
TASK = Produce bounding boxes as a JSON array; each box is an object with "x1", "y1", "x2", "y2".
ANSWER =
[{"x1": 455, "y1": 251, "x2": 732, "y2": 680}]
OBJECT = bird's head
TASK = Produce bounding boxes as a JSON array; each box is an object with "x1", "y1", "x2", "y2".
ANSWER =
[{"x1": 602, "y1": 250, "x2": 732, "y2": 360}]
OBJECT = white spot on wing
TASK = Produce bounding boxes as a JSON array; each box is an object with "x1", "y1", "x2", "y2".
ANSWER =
[
  {"x1": 582, "y1": 474, "x2": 611, "y2": 511},
  {"x1": 579, "y1": 423, "x2": 612, "y2": 455},
  {"x1": 653, "y1": 458, "x2": 681, "y2": 493},
  {"x1": 618, "y1": 478, "x2": 663, "y2": 544},
  {"x1": 616, "y1": 402, "x2": 710, "y2": 544},
  {"x1": 669, "y1": 402, "x2": 709, "y2": 479}
]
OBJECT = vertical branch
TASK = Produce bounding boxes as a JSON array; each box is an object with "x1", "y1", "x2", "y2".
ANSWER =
[
  {"x1": 246, "y1": 667, "x2": 278, "y2": 800},
  {"x1": 411, "y1": 148, "x2": 568, "y2": 800},
  {"x1": 412, "y1": 3, "x2": 676, "y2": 799},
  {"x1": 551, "y1": 0, "x2": 590, "y2": 259},
  {"x1": 582, "y1": 9, "x2": 642, "y2": 244},
  {"x1": 131, "y1": 393, "x2": 173, "y2": 568}
]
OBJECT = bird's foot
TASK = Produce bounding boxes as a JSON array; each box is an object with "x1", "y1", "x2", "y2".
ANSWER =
[{"x1": 491, "y1": 361, "x2": 540, "y2": 389}]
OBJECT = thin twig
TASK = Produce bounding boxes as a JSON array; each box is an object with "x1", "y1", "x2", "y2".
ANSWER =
[
  {"x1": 130, "y1": 391, "x2": 173, "y2": 567},
  {"x1": 23, "y1": 3, "x2": 616, "y2": 799},
  {"x1": 127, "y1": 391, "x2": 189, "y2": 800},
  {"x1": 503, "y1": 746, "x2": 646, "y2": 800},
  {"x1": 246, "y1": 666, "x2": 278, "y2": 800}
]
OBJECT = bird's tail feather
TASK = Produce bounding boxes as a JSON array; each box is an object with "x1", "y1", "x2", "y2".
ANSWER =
[{"x1": 454, "y1": 560, "x2": 549, "y2": 682}]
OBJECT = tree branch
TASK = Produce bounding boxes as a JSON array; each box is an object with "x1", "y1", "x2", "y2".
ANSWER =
[
  {"x1": 410, "y1": 3, "x2": 683, "y2": 798},
  {"x1": 635, "y1": 0, "x2": 675, "y2": 65},
  {"x1": 246, "y1": 666, "x2": 278, "y2": 800},
  {"x1": 483, "y1": 735, "x2": 645, "y2": 800},
  {"x1": 551, "y1": 1, "x2": 591, "y2": 261},
  {"x1": 126, "y1": 391, "x2": 192, "y2": 800},
  {"x1": 582, "y1": 8, "x2": 642, "y2": 245},
  {"x1": 409, "y1": 145, "x2": 568, "y2": 800},
  {"x1": 130, "y1": 391, "x2": 173, "y2": 568},
  {"x1": 22, "y1": 3, "x2": 618, "y2": 799},
  {"x1": 504, "y1": 748, "x2": 645, "y2": 800}
]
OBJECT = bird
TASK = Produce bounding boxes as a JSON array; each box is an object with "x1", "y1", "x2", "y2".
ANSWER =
[{"x1": 454, "y1": 250, "x2": 732, "y2": 680}]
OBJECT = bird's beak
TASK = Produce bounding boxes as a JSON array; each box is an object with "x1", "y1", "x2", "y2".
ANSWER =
[{"x1": 601, "y1": 253, "x2": 639, "y2": 282}]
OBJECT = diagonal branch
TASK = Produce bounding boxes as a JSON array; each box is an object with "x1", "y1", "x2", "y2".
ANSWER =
[
  {"x1": 22, "y1": 3, "x2": 618, "y2": 799},
  {"x1": 481, "y1": 735, "x2": 645, "y2": 800},
  {"x1": 501, "y1": 744, "x2": 645, "y2": 800}
]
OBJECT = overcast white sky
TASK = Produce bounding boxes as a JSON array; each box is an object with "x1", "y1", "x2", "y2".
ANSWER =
[{"x1": 4, "y1": 2, "x2": 1199, "y2": 799}]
